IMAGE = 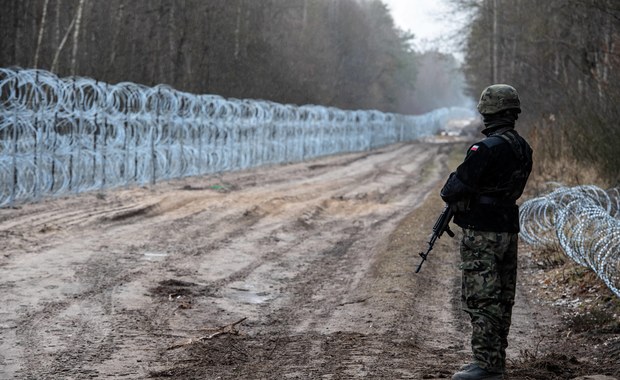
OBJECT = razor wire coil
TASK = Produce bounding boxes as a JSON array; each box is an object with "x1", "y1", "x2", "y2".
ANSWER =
[
  {"x1": 519, "y1": 184, "x2": 620, "y2": 298},
  {"x1": 0, "y1": 68, "x2": 475, "y2": 207}
]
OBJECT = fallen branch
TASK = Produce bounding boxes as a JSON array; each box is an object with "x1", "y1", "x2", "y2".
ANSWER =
[
  {"x1": 338, "y1": 296, "x2": 372, "y2": 307},
  {"x1": 167, "y1": 317, "x2": 247, "y2": 350}
]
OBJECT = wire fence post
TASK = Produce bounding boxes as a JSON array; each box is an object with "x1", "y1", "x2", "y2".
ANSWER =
[
  {"x1": 10, "y1": 94, "x2": 18, "y2": 205},
  {"x1": 151, "y1": 89, "x2": 159, "y2": 187}
]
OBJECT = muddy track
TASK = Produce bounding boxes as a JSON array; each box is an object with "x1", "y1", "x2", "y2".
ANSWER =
[{"x1": 0, "y1": 141, "x2": 561, "y2": 379}]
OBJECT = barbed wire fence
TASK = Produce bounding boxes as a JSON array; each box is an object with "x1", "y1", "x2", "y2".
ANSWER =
[
  {"x1": 0, "y1": 68, "x2": 475, "y2": 207},
  {"x1": 520, "y1": 184, "x2": 620, "y2": 298}
]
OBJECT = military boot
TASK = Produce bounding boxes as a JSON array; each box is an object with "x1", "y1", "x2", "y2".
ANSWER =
[
  {"x1": 451, "y1": 363, "x2": 503, "y2": 380},
  {"x1": 459, "y1": 362, "x2": 476, "y2": 371}
]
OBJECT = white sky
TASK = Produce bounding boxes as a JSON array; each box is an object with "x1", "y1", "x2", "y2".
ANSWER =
[{"x1": 382, "y1": 0, "x2": 466, "y2": 55}]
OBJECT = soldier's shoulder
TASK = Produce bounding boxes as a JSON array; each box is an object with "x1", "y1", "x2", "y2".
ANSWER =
[
  {"x1": 467, "y1": 141, "x2": 488, "y2": 154},
  {"x1": 478, "y1": 135, "x2": 506, "y2": 149}
]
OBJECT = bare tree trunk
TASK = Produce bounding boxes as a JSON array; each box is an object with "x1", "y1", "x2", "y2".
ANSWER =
[
  {"x1": 51, "y1": 16, "x2": 76, "y2": 73},
  {"x1": 302, "y1": 0, "x2": 308, "y2": 33},
  {"x1": 202, "y1": 5, "x2": 211, "y2": 90},
  {"x1": 234, "y1": 0, "x2": 242, "y2": 60},
  {"x1": 70, "y1": 0, "x2": 87, "y2": 75},
  {"x1": 169, "y1": 1, "x2": 176, "y2": 85},
  {"x1": 13, "y1": 0, "x2": 21, "y2": 63},
  {"x1": 33, "y1": 0, "x2": 50, "y2": 68},
  {"x1": 110, "y1": 1, "x2": 124, "y2": 69},
  {"x1": 129, "y1": 6, "x2": 138, "y2": 80},
  {"x1": 156, "y1": 1, "x2": 165, "y2": 84},
  {"x1": 173, "y1": 0, "x2": 189, "y2": 87},
  {"x1": 509, "y1": 2, "x2": 518, "y2": 78},
  {"x1": 597, "y1": 9, "x2": 613, "y2": 99},
  {"x1": 55, "y1": 0, "x2": 61, "y2": 50},
  {"x1": 491, "y1": 0, "x2": 498, "y2": 82}
]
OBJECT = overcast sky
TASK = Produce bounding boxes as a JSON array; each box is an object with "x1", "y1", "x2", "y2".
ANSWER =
[{"x1": 382, "y1": 0, "x2": 466, "y2": 56}]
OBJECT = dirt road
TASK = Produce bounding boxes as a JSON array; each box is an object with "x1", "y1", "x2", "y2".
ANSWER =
[{"x1": 0, "y1": 140, "x2": 586, "y2": 379}]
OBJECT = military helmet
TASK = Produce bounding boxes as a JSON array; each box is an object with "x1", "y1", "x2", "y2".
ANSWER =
[{"x1": 476, "y1": 84, "x2": 521, "y2": 115}]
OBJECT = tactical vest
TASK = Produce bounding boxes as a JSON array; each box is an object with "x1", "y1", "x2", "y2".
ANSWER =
[{"x1": 481, "y1": 130, "x2": 533, "y2": 200}]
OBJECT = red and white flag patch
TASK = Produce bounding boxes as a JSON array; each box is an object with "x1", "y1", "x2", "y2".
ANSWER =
[{"x1": 470, "y1": 145, "x2": 479, "y2": 151}]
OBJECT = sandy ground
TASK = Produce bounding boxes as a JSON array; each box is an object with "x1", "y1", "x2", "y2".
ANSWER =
[{"x1": 0, "y1": 140, "x2": 616, "y2": 379}]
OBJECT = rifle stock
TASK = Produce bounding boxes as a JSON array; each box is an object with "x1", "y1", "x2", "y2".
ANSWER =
[{"x1": 415, "y1": 204, "x2": 455, "y2": 273}]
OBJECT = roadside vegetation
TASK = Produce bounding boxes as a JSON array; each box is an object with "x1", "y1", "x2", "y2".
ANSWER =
[{"x1": 454, "y1": 0, "x2": 620, "y2": 186}]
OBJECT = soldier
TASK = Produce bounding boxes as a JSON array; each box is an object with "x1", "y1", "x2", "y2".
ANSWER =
[{"x1": 440, "y1": 84, "x2": 533, "y2": 380}]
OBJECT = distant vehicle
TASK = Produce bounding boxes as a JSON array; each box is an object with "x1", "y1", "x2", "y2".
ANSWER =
[{"x1": 440, "y1": 117, "x2": 478, "y2": 137}]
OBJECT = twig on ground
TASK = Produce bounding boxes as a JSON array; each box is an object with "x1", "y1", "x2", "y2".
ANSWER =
[
  {"x1": 338, "y1": 296, "x2": 372, "y2": 307},
  {"x1": 167, "y1": 317, "x2": 247, "y2": 350}
]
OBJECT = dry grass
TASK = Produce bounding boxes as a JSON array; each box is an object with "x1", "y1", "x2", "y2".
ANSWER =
[{"x1": 526, "y1": 122, "x2": 608, "y2": 192}]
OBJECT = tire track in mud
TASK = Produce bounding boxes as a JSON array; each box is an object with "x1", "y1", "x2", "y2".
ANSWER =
[
  {"x1": 0, "y1": 197, "x2": 157, "y2": 233},
  {"x1": 150, "y1": 143, "x2": 456, "y2": 379},
  {"x1": 7, "y1": 241, "x2": 154, "y2": 378},
  {"x1": 146, "y1": 143, "x2": 447, "y2": 377},
  {"x1": 0, "y1": 141, "x2": 465, "y2": 379}
]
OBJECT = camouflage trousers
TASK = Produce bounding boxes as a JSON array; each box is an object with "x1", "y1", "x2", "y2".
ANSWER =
[{"x1": 460, "y1": 228, "x2": 518, "y2": 373}]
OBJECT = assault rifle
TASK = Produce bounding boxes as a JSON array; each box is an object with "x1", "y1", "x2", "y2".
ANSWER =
[{"x1": 415, "y1": 204, "x2": 455, "y2": 273}]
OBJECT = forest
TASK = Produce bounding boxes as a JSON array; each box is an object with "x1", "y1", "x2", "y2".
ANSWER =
[
  {"x1": 458, "y1": 0, "x2": 620, "y2": 184},
  {"x1": 2, "y1": 0, "x2": 619, "y2": 183},
  {"x1": 0, "y1": 0, "x2": 466, "y2": 115}
]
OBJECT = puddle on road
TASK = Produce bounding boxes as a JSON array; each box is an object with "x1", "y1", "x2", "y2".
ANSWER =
[
  {"x1": 142, "y1": 251, "x2": 169, "y2": 261},
  {"x1": 225, "y1": 285, "x2": 273, "y2": 304}
]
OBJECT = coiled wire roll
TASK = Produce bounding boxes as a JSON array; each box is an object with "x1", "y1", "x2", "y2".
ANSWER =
[
  {"x1": 520, "y1": 185, "x2": 620, "y2": 298},
  {"x1": 0, "y1": 68, "x2": 475, "y2": 206}
]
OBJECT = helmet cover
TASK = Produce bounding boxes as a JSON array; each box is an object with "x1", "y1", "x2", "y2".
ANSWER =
[{"x1": 477, "y1": 84, "x2": 521, "y2": 115}]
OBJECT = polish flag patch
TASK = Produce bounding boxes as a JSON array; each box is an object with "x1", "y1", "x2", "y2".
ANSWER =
[{"x1": 470, "y1": 145, "x2": 479, "y2": 151}]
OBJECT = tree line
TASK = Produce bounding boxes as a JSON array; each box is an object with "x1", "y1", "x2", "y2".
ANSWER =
[
  {"x1": 456, "y1": 0, "x2": 620, "y2": 184},
  {"x1": 1, "y1": 0, "x2": 468, "y2": 115}
]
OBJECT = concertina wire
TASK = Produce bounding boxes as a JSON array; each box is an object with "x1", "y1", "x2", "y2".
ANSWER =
[
  {"x1": 519, "y1": 185, "x2": 620, "y2": 299},
  {"x1": 0, "y1": 67, "x2": 474, "y2": 207}
]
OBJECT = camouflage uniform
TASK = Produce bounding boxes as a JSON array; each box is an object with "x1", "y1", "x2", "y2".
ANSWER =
[
  {"x1": 460, "y1": 229, "x2": 518, "y2": 372},
  {"x1": 441, "y1": 84, "x2": 532, "y2": 376}
]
